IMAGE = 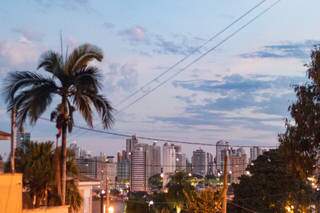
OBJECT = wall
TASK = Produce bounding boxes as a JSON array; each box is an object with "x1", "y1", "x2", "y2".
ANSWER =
[
  {"x1": 22, "y1": 206, "x2": 69, "y2": 213},
  {"x1": 0, "y1": 173, "x2": 23, "y2": 213}
]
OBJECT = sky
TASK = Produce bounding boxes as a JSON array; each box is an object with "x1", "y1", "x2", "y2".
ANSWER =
[{"x1": 0, "y1": 0, "x2": 320, "y2": 158}]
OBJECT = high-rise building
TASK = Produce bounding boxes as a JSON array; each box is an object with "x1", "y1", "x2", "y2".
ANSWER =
[
  {"x1": 117, "y1": 151, "x2": 130, "y2": 184},
  {"x1": 216, "y1": 140, "x2": 229, "y2": 172},
  {"x1": 192, "y1": 148, "x2": 207, "y2": 177},
  {"x1": 229, "y1": 148, "x2": 247, "y2": 183},
  {"x1": 250, "y1": 146, "x2": 262, "y2": 163},
  {"x1": 146, "y1": 143, "x2": 161, "y2": 181},
  {"x1": 131, "y1": 144, "x2": 147, "y2": 192},
  {"x1": 69, "y1": 142, "x2": 81, "y2": 158},
  {"x1": 16, "y1": 132, "x2": 30, "y2": 148},
  {"x1": 207, "y1": 152, "x2": 214, "y2": 176},
  {"x1": 126, "y1": 135, "x2": 138, "y2": 157},
  {"x1": 163, "y1": 143, "x2": 176, "y2": 174},
  {"x1": 174, "y1": 145, "x2": 186, "y2": 172}
]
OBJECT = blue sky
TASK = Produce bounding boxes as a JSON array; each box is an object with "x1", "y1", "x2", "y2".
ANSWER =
[{"x1": 0, "y1": 0, "x2": 319, "y2": 158}]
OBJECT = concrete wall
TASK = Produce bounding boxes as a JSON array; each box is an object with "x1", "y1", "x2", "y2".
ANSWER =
[
  {"x1": 0, "y1": 173, "x2": 23, "y2": 213},
  {"x1": 0, "y1": 173, "x2": 69, "y2": 213},
  {"x1": 22, "y1": 206, "x2": 69, "y2": 213}
]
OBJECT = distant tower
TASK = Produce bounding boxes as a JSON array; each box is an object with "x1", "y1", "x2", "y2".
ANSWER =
[
  {"x1": 250, "y1": 146, "x2": 262, "y2": 162},
  {"x1": 163, "y1": 143, "x2": 176, "y2": 174},
  {"x1": 192, "y1": 148, "x2": 207, "y2": 177},
  {"x1": 131, "y1": 144, "x2": 147, "y2": 192},
  {"x1": 216, "y1": 140, "x2": 229, "y2": 172}
]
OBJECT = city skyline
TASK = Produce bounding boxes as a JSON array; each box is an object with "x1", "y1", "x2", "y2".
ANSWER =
[{"x1": 1, "y1": 0, "x2": 319, "y2": 156}]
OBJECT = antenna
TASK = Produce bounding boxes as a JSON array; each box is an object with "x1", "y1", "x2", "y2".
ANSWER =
[{"x1": 60, "y1": 30, "x2": 63, "y2": 62}]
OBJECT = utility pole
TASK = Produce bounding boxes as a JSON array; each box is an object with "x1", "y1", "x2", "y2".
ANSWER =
[
  {"x1": 222, "y1": 154, "x2": 228, "y2": 213},
  {"x1": 10, "y1": 107, "x2": 17, "y2": 173}
]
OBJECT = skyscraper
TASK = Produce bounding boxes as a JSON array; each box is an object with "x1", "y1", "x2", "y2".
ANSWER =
[
  {"x1": 126, "y1": 135, "x2": 138, "y2": 157},
  {"x1": 250, "y1": 146, "x2": 262, "y2": 163},
  {"x1": 192, "y1": 148, "x2": 207, "y2": 177},
  {"x1": 229, "y1": 148, "x2": 247, "y2": 183},
  {"x1": 216, "y1": 140, "x2": 229, "y2": 172},
  {"x1": 163, "y1": 143, "x2": 176, "y2": 174},
  {"x1": 131, "y1": 144, "x2": 147, "y2": 192},
  {"x1": 146, "y1": 143, "x2": 161, "y2": 180},
  {"x1": 117, "y1": 151, "x2": 130, "y2": 184},
  {"x1": 174, "y1": 145, "x2": 186, "y2": 172},
  {"x1": 207, "y1": 152, "x2": 214, "y2": 176}
]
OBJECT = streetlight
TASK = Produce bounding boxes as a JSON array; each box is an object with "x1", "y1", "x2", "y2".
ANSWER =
[
  {"x1": 188, "y1": 173, "x2": 192, "y2": 177},
  {"x1": 108, "y1": 206, "x2": 114, "y2": 213}
]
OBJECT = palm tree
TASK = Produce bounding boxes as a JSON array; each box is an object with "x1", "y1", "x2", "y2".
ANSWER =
[{"x1": 4, "y1": 43, "x2": 114, "y2": 204}]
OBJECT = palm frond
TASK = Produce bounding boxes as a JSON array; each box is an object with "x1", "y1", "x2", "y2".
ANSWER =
[
  {"x1": 38, "y1": 51, "x2": 64, "y2": 78},
  {"x1": 65, "y1": 43, "x2": 103, "y2": 75},
  {"x1": 79, "y1": 93, "x2": 114, "y2": 129},
  {"x1": 10, "y1": 83, "x2": 58, "y2": 128},
  {"x1": 73, "y1": 66, "x2": 103, "y2": 92},
  {"x1": 3, "y1": 71, "x2": 58, "y2": 103},
  {"x1": 72, "y1": 93, "x2": 93, "y2": 128}
]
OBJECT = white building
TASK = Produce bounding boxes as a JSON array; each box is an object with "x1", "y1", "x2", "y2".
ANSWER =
[
  {"x1": 250, "y1": 146, "x2": 263, "y2": 162},
  {"x1": 163, "y1": 143, "x2": 176, "y2": 174}
]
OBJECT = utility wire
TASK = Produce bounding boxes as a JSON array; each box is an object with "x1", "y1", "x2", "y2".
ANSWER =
[
  {"x1": 69, "y1": 0, "x2": 270, "y2": 140},
  {"x1": 117, "y1": 0, "x2": 282, "y2": 114},
  {"x1": 115, "y1": 0, "x2": 268, "y2": 107},
  {"x1": 40, "y1": 116, "x2": 277, "y2": 148}
]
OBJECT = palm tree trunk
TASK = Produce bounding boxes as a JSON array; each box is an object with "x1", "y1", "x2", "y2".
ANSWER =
[
  {"x1": 60, "y1": 124, "x2": 67, "y2": 205},
  {"x1": 54, "y1": 147, "x2": 62, "y2": 204}
]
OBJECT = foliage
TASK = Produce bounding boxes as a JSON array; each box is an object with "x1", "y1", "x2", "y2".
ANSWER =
[
  {"x1": 3, "y1": 43, "x2": 114, "y2": 203},
  {"x1": 279, "y1": 46, "x2": 320, "y2": 179},
  {"x1": 232, "y1": 149, "x2": 314, "y2": 213},
  {"x1": 148, "y1": 174, "x2": 163, "y2": 192},
  {"x1": 166, "y1": 172, "x2": 195, "y2": 212},
  {"x1": 126, "y1": 192, "x2": 149, "y2": 213},
  {"x1": 184, "y1": 188, "x2": 221, "y2": 213},
  {"x1": 14, "y1": 141, "x2": 82, "y2": 210}
]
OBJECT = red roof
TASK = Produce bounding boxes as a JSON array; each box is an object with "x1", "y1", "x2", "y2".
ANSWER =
[{"x1": 0, "y1": 131, "x2": 10, "y2": 140}]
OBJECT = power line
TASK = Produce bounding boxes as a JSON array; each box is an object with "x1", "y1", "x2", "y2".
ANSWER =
[
  {"x1": 115, "y1": 0, "x2": 268, "y2": 107},
  {"x1": 117, "y1": 0, "x2": 282, "y2": 114},
  {"x1": 69, "y1": 0, "x2": 270, "y2": 140},
  {"x1": 40, "y1": 117, "x2": 278, "y2": 148}
]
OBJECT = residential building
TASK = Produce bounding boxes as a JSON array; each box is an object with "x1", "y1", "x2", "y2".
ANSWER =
[
  {"x1": 117, "y1": 151, "x2": 130, "y2": 184},
  {"x1": 131, "y1": 144, "x2": 147, "y2": 191},
  {"x1": 126, "y1": 135, "x2": 138, "y2": 157},
  {"x1": 175, "y1": 145, "x2": 186, "y2": 172},
  {"x1": 163, "y1": 143, "x2": 176, "y2": 174},
  {"x1": 207, "y1": 152, "x2": 214, "y2": 176},
  {"x1": 229, "y1": 148, "x2": 247, "y2": 183},
  {"x1": 216, "y1": 140, "x2": 229, "y2": 172},
  {"x1": 250, "y1": 146, "x2": 262, "y2": 163},
  {"x1": 146, "y1": 143, "x2": 161, "y2": 180},
  {"x1": 192, "y1": 148, "x2": 207, "y2": 177}
]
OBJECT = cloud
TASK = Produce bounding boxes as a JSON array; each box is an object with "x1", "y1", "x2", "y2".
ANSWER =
[
  {"x1": 12, "y1": 28, "x2": 45, "y2": 42},
  {"x1": 103, "y1": 63, "x2": 138, "y2": 93},
  {"x1": 118, "y1": 26, "x2": 148, "y2": 44},
  {"x1": 33, "y1": 0, "x2": 97, "y2": 13},
  {"x1": 116, "y1": 25, "x2": 200, "y2": 55},
  {"x1": 151, "y1": 74, "x2": 304, "y2": 131},
  {"x1": 0, "y1": 39, "x2": 43, "y2": 73},
  {"x1": 240, "y1": 40, "x2": 320, "y2": 59}
]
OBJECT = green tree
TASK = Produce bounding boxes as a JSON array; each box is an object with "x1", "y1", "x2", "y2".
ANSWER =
[
  {"x1": 233, "y1": 150, "x2": 313, "y2": 213},
  {"x1": 166, "y1": 172, "x2": 194, "y2": 212},
  {"x1": 184, "y1": 188, "x2": 221, "y2": 213},
  {"x1": 14, "y1": 141, "x2": 82, "y2": 211},
  {"x1": 148, "y1": 174, "x2": 163, "y2": 192},
  {"x1": 4, "y1": 43, "x2": 114, "y2": 204},
  {"x1": 278, "y1": 47, "x2": 320, "y2": 180}
]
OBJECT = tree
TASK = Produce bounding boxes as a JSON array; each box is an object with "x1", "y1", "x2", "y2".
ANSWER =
[
  {"x1": 148, "y1": 174, "x2": 163, "y2": 192},
  {"x1": 13, "y1": 141, "x2": 82, "y2": 211},
  {"x1": 278, "y1": 47, "x2": 320, "y2": 180},
  {"x1": 166, "y1": 172, "x2": 194, "y2": 212},
  {"x1": 184, "y1": 188, "x2": 221, "y2": 213},
  {"x1": 233, "y1": 150, "x2": 313, "y2": 213},
  {"x1": 4, "y1": 43, "x2": 114, "y2": 204}
]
